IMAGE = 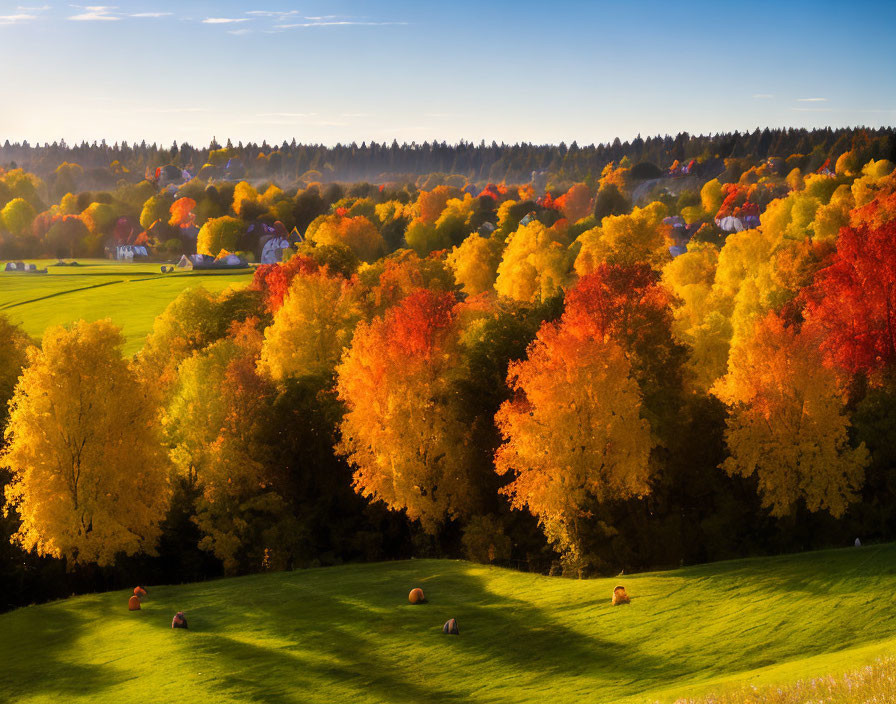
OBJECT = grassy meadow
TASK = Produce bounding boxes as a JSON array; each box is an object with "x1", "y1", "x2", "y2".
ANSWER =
[
  {"x1": 0, "y1": 259, "x2": 252, "y2": 355},
  {"x1": 3, "y1": 544, "x2": 896, "y2": 704}
]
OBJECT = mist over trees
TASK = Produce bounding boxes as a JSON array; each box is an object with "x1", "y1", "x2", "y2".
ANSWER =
[{"x1": 3, "y1": 127, "x2": 894, "y2": 186}]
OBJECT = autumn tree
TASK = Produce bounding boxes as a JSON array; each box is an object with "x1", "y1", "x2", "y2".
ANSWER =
[
  {"x1": 494, "y1": 219, "x2": 573, "y2": 302},
  {"x1": 197, "y1": 215, "x2": 243, "y2": 257},
  {"x1": 802, "y1": 185, "x2": 896, "y2": 378},
  {"x1": 259, "y1": 270, "x2": 360, "y2": 381},
  {"x1": 169, "y1": 197, "x2": 197, "y2": 227},
  {"x1": 446, "y1": 232, "x2": 503, "y2": 295},
  {"x1": 166, "y1": 330, "x2": 299, "y2": 573},
  {"x1": 138, "y1": 286, "x2": 266, "y2": 387},
  {"x1": 0, "y1": 198, "x2": 37, "y2": 235},
  {"x1": 574, "y1": 201, "x2": 668, "y2": 272},
  {"x1": 357, "y1": 249, "x2": 457, "y2": 317},
  {"x1": 555, "y1": 183, "x2": 593, "y2": 223},
  {"x1": 336, "y1": 290, "x2": 478, "y2": 531},
  {"x1": 662, "y1": 242, "x2": 731, "y2": 390},
  {"x1": 139, "y1": 191, "x2": 174, "y2": 230},
  {"x1": 1, "y1": 198, "x2": 36, "y2": 236},
  {"x1": 45, "y1": 215, "x2": 89, "y2": 257},
  {"x1": 495, "y1": 316, "x2": 653, "y2": 572},
  {"x1": 307, "y1": 213, "x2": 385, "y2": 263},
  {"x1": 251, "y1": 253, "x2": 321, "y2": 313},
  {"x1": 700, "y1": 178, "x2": 723, "y2": 216},
  {"x1": 712, "y1": 313, "x2": 867, "y2": 517},
  {"x1": 2, "y1": 320, "x2": 170, "y2": 566},
  {"x1": 80, "y1": 202, "x2": 116, "y2": 236}
]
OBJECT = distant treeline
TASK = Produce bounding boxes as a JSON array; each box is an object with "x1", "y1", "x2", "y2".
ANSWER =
[{"x1": 3, "y1": 127, "x2": 895, "y2": 186}]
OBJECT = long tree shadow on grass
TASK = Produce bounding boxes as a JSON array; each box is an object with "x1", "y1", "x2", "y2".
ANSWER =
[
  {"x1": 0, "y1": 604, "x2": 128, "y2": 701},
  {"x1": 142, "y1": 564, "x2": 672, "y2": 703}
]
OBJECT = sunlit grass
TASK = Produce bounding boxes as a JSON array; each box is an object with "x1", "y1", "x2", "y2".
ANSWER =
[
  {"x1": 0, "y1": 259, "x2": 251, "y2": 354},
  {"x1": 667, "y1": 657, "x2": 896, "y2": 703},
  {"x1": 2, "y1": 545, "x2": 896, "y2": 703}
]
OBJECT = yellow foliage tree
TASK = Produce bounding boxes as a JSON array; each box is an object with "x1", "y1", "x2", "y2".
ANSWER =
[
  {"x1": 309, "y1": 214, "x2": 385, "y2": 263},
  {"x1": 574, "y1": 201, "x2": 668, "y2": 272},
  {"x1": 259, "y1": 271, "x2": 360, "y2": 381},
  {"x1": 197, "y1": 216, "x2": 243, "y2": 257},
  {"x1": 812, "y1": 185, "x2": 854, "y2": 241},
  {"x1": 2, "y1": 320, "x2": 170, "y2": 566},
  {"x1": 232, "y1": 181, "x2": 259, "y2": 217},
  {"x1": 700, "y1": 178, "x2": 723, "y2": 215},
  {"x1": 661, "y1": 242, "x2": 730, "y2": 391},
  {"x1": 712, "y1": 314, "x2": 867, "y2": 517},
  {"x1": 446, "y1": 233, "x2": 503, "y2": 295},
  {"x1": 494, "y1": 220, "x2": 573, "y2": 302}
]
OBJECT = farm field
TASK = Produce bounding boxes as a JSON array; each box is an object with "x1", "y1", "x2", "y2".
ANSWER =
[
  {"x1": 0, "y1": 259, "x2": 252, "y2": 354},
  {"x1": 2, "y1": 544, "x2": 895, "y2": 704}
]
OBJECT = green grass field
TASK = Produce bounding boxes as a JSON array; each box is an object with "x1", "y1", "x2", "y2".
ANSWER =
[
  {"x1": 2, "y1": 545, "x2": 895, "y2": 704},
  {"x1": 0, "y1": 259, "x2": 252, "y2": 355}
]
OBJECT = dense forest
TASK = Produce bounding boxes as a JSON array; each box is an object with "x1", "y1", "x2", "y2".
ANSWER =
[
  {"x1": 2, "y1": 126, "x2": 896, "y2": 613},
  {"x1": 3, "y1": 126, "x2": 895, "y2": 187}
]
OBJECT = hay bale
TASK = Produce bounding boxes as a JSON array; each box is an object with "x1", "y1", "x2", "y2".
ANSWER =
[
  {"x1": 408, "y1": 587, "x2": 425, "y2": 604},
  {"x1": 128, "y1": 595, "x2": 141, "y2": 611},
  {"x1": 612, "y1": 585, "x2": 630, "y2": 606},
  {"x1": 134, "y1": 586, "x2": 147, "y2": 598},
  {"x1": 171, "y1": 611, "x2": 188, "y2": 629},
  {"x1": 442, "y1": 618, "x2": 459, "y2": 635}
]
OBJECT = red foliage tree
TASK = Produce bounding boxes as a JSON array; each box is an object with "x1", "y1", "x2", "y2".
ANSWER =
[
  {"x1": 802, "y1": 188, "x2": 896, "y2": 376},
  {"x1": 563, "y1": 263, "x2": 674, "y2": 348},
  {"x1": 251, "y1": 254, "x2": 320, "y2": 313}
]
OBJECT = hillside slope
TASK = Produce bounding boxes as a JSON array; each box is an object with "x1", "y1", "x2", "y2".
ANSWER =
[{"x1": 2, "y1": 545, "x2": 895, "y2": 704}]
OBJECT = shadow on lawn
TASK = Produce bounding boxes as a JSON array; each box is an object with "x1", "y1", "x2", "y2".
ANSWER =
[
  {"x1": 0, "y1": 605, "x2": 128, "y2": 700},
  {"x1": 143, "y1": 565, "x2": 671, "y2": 702}
]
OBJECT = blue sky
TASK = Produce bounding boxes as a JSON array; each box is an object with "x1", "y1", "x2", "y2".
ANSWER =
[{"x1": 1, "y1": 0, "x2": 894, "y2": 146}]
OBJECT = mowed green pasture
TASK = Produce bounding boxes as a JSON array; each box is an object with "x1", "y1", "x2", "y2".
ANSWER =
[
  {"x1": 2, "y1": 545, "x2": 896, "y2": 704},
  {"x1": 0, "y1": 260, "x2": 252, "y2": 355}
]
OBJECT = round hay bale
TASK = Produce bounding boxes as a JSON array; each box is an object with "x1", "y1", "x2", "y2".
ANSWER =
[
  {"x1": 408, "y1": 587, "x2": 425, "y2": 604},
  {"x1": 134, "y1": 586, "x2": 147, "y2": 598},
  {"x1": 128, "y1": 595, "x2": 141, "y2": 611},
  {"x1": 171, "y1": 611, "x2": 188, "y2": 629},
  {"x1": 612, "y1": 585, "x2": 630, "y2": 606}
]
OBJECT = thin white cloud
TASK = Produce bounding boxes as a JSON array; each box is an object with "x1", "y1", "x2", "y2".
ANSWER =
[
  {"x1": 69, "y1": 5, "x2": 119, "y2": 21},
  {"x1": 278, "y1": 20, "x2": 408, "y2": 28},
  {"x1": 227, "y1": 28, "x2": 251, "y2": 35},
  {"x1": 203, "y1": 17, "x2": 250, "y2": 24},
  {"x1": 17, "y1": 5, "x2": 51, "y2": 10},
  {"x1": 0, "y1": 13, "x2": 38, "y2": 24},
  {"x1": 791, "y1": 107, "x2": 833, "y2": 112},
  {"x1": 247, "y1": 10, "x2": 298, "y2": 17},
  {"x1": 130, "y1": 12, "x2": 172, "y2": 18},
  {"x1": 752, "y1": 94, "x2": 774, "y2": 99},
  {"x1": 797, "y1": 97, "x2": 828, "y2": 102}
]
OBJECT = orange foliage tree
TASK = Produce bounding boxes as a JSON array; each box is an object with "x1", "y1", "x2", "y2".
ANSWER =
[
  {"x1": 336, "y1": 290, "x2": 478, "y2": 532},
  {"x1": 495, "y1": 276, "x2": 654, "y2": 571}
]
